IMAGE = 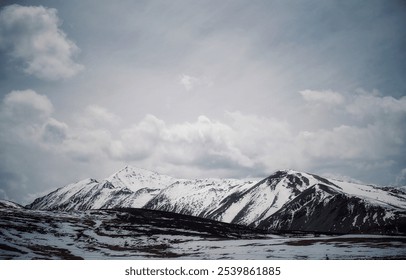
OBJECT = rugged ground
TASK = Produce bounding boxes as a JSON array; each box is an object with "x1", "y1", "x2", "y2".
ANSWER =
[{"x1": 1, "y1": 206, "x2": 405, "y2": 260}]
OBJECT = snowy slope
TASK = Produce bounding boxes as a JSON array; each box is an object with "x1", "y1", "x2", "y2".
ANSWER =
[
  {"x1": 256, "y1": 183, "x2": 406, "y2": 234},
  {"x1": 27, "y1": 166, "x2": 178, "y2": 210},
  {"x1": 28, "y1": 178, "x2": 101, "y2": 210},
  {"x1": 107, "y1": 166, "x2": 177, "y2": 207},
  {"x1": 108, "y1": 166, "x2": 176, "y2": 191},
  {"x1": 328, "y1": 179, "x2": 406, "y2": 209},
  {"x1": 27, "y1": 166, "x2": 406, "y2": 234},
  {"x1": 0, "y1": 199, "x2": 23, "y2": 209},
  {"x1": 145, "y1": 178, "x2": 256, "y2": 218},
  {"x1": 206, "y1": 170, "x2": 320, "y2": 225},
  {"x1": 27, "y1": 178, "x2": 145, "y2": 211}
]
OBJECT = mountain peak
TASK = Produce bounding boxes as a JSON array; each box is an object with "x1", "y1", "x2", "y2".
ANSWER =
[
  {"x1": 265, "y1": 169, "x2": 309, "y2": 181},
  {"x1": 276, "y1": 169, "x2": 313, "y2": 176},
  {"x1": 119, "y1": 165, "x2": 159, "y2": 175},
  {"x1": 107, "y1": 165, "x2": 176, "y2": 192}
]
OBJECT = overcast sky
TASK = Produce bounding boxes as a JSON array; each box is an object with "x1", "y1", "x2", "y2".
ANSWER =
[{"x1": 0, "y1": 0, "x2": 405, "y2": 204}]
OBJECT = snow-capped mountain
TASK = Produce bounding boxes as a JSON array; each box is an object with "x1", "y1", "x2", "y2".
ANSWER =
[
  {"x1": 107, "y1": 166, "x2": 176, "y2": 192},
  {"x1": 206, "y1": 170, "x2": 321, "y2": 225},
  {"x1": 27, "y1": 166, "x2": 177, "y2": 210},
  {"x1": 27, "y1": 166, "x2": 406, "y2": 234},
  {"x1": 219, "y1": 170, "x2": 406, "y2": 233},
  {"x1": 255, "y1": 179, "x2": 406, "y2": 234},
  {"x1": 206, "y1": 170, "x2": 406, "y2": 234}
]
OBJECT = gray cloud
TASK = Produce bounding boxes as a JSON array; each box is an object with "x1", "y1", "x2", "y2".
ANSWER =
[
  {"x1": 82, "y1": 105, "x2": 121, "y2": 127},
  {"x1": 300, "y1": 90, "x2": 345, "y2": 105},
  {"x1": 346, "y1": 90, "x2": 406, "y2": 120},
  {"x1": 2, "y1": 89, "x2": 53, "y2": 120},
  {"x1": 0, "y1": 4, "x2": 83, "y2": 80},
  {"x1": 396, "y1": 168, "x2": 406, "y2": 186},
  {"x1": 0, "y1": 170, "x2": 19, "y2": 201},
  {"x1": 41, "y1": 118, "x2": 68, "y2": 144},
  {"x1": 0, "y1": 87, "x2": 405, "y2": 203}
]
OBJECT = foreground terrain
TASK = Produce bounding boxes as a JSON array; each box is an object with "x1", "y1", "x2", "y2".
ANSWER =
[{"x1": 1, "y1": 205, "x2": 405, "y2": 260}]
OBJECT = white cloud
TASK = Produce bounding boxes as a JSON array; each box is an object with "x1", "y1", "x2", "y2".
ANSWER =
[
  {"x1": 1, "y1": 90, "x2": 55, "y2": 144},
  {"x1": 104, "y1": 113, "x2": 257, "y2": 173},
  {"x1": 300, "y1": 89, "x2": 406, "y2": 121},
  {"x1": 300, "y1": 89, "x2": 345, "y2": 105},
  {"x1": 179, "y1": 74, "x2": 198, "y2": 91},
  {"x1": 62, "y1": 128, "x2": 113, "y2": 162},
  {"x1": 110, "y1": 114, "x2": 164, "y2": 161},
  {"x1": 179, "y1": 74, "x2": 213, "y2": 91},
  {"x1": 297, "y1": 123, "x2": 401, "y2": 161},
  {"x1": 346, "y1": 90, "x2": 406, "y2": 119},
  {"x1": 160, "y1": 115, "x2": 254, "y2": 170},
  {"x1": 80, "y1": 104, "x2": 121, "y2": 127},
  {"x1": 0, "y1": 4, "x2": 83, "y2": 80},
  {"x1": 2, "y1": 89, "x2": 53, "y2": 121},
  {"x1": 0, "y1": 90, "x2": 113, "y2": 163},
  {"x1": 106, "y1": 112, "x2": 299, "y2": 176}
]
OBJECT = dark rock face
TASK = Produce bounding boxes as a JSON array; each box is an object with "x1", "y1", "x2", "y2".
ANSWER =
[{"x1": 256, "y1": 184, "x2": 406, "y2": 235}]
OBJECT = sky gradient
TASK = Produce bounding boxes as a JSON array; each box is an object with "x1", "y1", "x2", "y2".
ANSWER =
[{"x1": 0, "y1": 0, "x2": 405, "y2": 204}]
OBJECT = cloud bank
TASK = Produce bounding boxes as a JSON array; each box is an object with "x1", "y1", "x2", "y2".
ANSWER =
[
  {"x1": 1, "y1": 88, "x2": 405, "y2": 203},
  {"x1": 0, "y1": 4, "x2": 83, "y2": 80}
]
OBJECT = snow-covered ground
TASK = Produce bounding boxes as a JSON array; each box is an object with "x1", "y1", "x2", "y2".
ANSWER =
[{"x1": 1, "y1": 207, "x2": 405, "y2": 260}]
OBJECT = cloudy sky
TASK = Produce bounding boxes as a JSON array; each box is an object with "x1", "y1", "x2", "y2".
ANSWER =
[{"x1": 0, "y1": 0, "x2": 405, "y2": 204}]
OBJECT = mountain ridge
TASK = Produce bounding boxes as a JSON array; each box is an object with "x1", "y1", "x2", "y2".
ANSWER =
[{"x1": 26, "y1": 166, "x2": 406, "y2": 235}]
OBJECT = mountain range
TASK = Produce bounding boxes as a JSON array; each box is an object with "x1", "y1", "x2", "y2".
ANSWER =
[{"x1": 27, "y1": 166, "x2": 406, "y2": 235}]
